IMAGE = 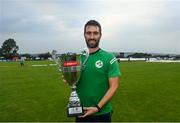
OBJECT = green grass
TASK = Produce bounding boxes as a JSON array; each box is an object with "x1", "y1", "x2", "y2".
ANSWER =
[
  {"x1": 113, "y1": 62, "x2": 180, "y2": 122},
  {"x1": 0, "y1": 61, "x2": 73, "y2": 122},
  {"x1": 0, "y1": 61, "x2": 180, "y2": 122}
]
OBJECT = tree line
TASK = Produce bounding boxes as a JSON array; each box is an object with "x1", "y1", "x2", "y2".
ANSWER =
[
  {"x1": 1, "y1": 38, "x2": 179, "y2": 61},
  {"x1": 0, "y1": 38, "x2": 51, "y2": 60}
]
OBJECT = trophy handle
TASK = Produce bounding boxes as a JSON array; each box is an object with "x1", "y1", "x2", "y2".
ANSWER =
[
  {"x1": 51, "y1": 50, "x2": 63, "y2": 70},
  {"x1": 81, "y1": 48, "x2": 89, "y2": 70},
  {"x1": 51, "y1": 50, "x2": 59, "y2": 65},
  {"x1": 82, "y1": 48, "x2": 89, "y2": 65}
]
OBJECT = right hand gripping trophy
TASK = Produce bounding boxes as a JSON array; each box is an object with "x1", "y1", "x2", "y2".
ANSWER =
[{"x1": 51, "y1": 49, "x2": 89, "y2": 117}]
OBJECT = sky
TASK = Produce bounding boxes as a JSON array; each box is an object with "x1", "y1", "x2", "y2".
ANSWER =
[{"x1": 0, "y1": 0, "x2": 180, "y2": 54}]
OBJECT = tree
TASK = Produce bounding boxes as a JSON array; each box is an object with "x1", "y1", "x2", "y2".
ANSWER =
[
  {"x1": 38, "y1": 52, "x2": 51, "y2": 60},
  {"x1": 20, "y1": 53, "x2": 32, "y2": 60},
  {"x1": 1, "y1": 38, "x2": 19, "y2": 59},
  {"x1": 0, "y1": 48, "x2": 2, "y2": 57},
  {"x1": 128, "y1": 53, "x2": 152, "y2": 58},
  {"x1": 174, "y1": 55, "x2": 180, "y2": 60}
]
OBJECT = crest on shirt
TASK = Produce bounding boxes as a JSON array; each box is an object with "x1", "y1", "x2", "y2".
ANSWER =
[{"x1": 95, "y1": 60, "x2": 103, "y2": 68}]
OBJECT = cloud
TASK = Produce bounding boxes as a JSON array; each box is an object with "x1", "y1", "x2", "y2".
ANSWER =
[
  {"x1": 0, "y1": 0, "x2": 179, "y2": 54},
  {"x1": 94, "y1": 0, "x2": 180, "y2": 54}
]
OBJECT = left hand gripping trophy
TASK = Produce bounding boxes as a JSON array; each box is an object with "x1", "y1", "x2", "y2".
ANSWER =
[{"x1": 51, "y1": 50, "x2": 84, "y2": 117}]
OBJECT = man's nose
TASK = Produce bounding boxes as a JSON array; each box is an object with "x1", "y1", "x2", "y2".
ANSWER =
[{"x1": 89, "y1": 33, "x2": 95, "y2": 39}]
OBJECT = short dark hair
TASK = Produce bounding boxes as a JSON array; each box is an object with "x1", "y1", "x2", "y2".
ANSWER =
[{"x1": 84, "y1": 20, "x2": 102, "y2": 34}]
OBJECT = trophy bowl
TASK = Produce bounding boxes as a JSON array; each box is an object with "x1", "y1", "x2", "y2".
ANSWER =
[
  {"x1": 52, "y1": 50, "x2": 84, "y2": 117},
  {"x1": 60, "y1": 53, "x2": 81, "y2": 87}
]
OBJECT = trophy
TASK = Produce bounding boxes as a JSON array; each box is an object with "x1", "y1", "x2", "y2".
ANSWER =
[{"x1": 52, "y1": 50, "x2": 88, "y2": 117}]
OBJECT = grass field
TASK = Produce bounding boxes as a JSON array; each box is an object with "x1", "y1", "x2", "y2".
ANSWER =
[{"x1": 0, "y1": 61, "x2": 180, "y2": 122}]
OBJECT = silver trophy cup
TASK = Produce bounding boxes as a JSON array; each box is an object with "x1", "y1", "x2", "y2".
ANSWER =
[{"x1": 52, "y1": 50, "x2": 84, "y2": 117}]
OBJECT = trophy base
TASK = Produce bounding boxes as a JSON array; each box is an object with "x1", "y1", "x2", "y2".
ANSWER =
[{"x1": 67, "y1": 106, "x2": 84, "y2": 117}]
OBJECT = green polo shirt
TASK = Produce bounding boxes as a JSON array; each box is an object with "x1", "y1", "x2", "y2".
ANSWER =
[{"x1": 76, "y1": 49, "x2": 121, "y2": 116}]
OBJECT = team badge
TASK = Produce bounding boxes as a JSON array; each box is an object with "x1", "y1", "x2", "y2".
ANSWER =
[{"x1": 95, "y1": 60, "x2": 103, "y2": 68}]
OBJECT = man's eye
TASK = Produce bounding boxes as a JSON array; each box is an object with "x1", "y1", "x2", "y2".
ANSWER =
[
  {"x1": 86, "y1": 32, "x2": 99, "y2": 35},
  {"x1": 94, "y1": 32, "x2": 99, "y2": 35},
  {"x1": 86, "y1": 32, "x2": 91, "y2": 35}
]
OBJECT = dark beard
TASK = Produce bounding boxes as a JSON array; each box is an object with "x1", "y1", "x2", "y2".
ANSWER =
[{"x1": 86, "y1": 39, "x2": 100, "y2": 48}]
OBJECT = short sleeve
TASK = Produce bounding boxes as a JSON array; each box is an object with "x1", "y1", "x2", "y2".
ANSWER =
[{"x1": 108, "y1": 57, "x2": 121, "y2": 78}]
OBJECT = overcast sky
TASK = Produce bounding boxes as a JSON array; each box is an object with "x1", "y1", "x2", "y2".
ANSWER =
[{"x1": 0, "y1": 0, "x2": 180, "y2": 54}]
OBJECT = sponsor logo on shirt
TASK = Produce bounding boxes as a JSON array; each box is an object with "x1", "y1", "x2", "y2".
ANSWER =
[{"x1": 95, "y1": 60, "x2": 103, "y2": 68}]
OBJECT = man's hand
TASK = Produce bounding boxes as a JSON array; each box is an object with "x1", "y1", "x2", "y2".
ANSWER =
[{"x1": 78, "y1": 107, "x2": 98, "y2": 118}]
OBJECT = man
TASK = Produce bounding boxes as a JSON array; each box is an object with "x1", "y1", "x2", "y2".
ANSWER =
[
  {"x1": 20, "y1": 57, "x2": 24, "y2": 67},
  {"x1": 76, "y1": 20, "x2": 121, "y2": 122}
]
